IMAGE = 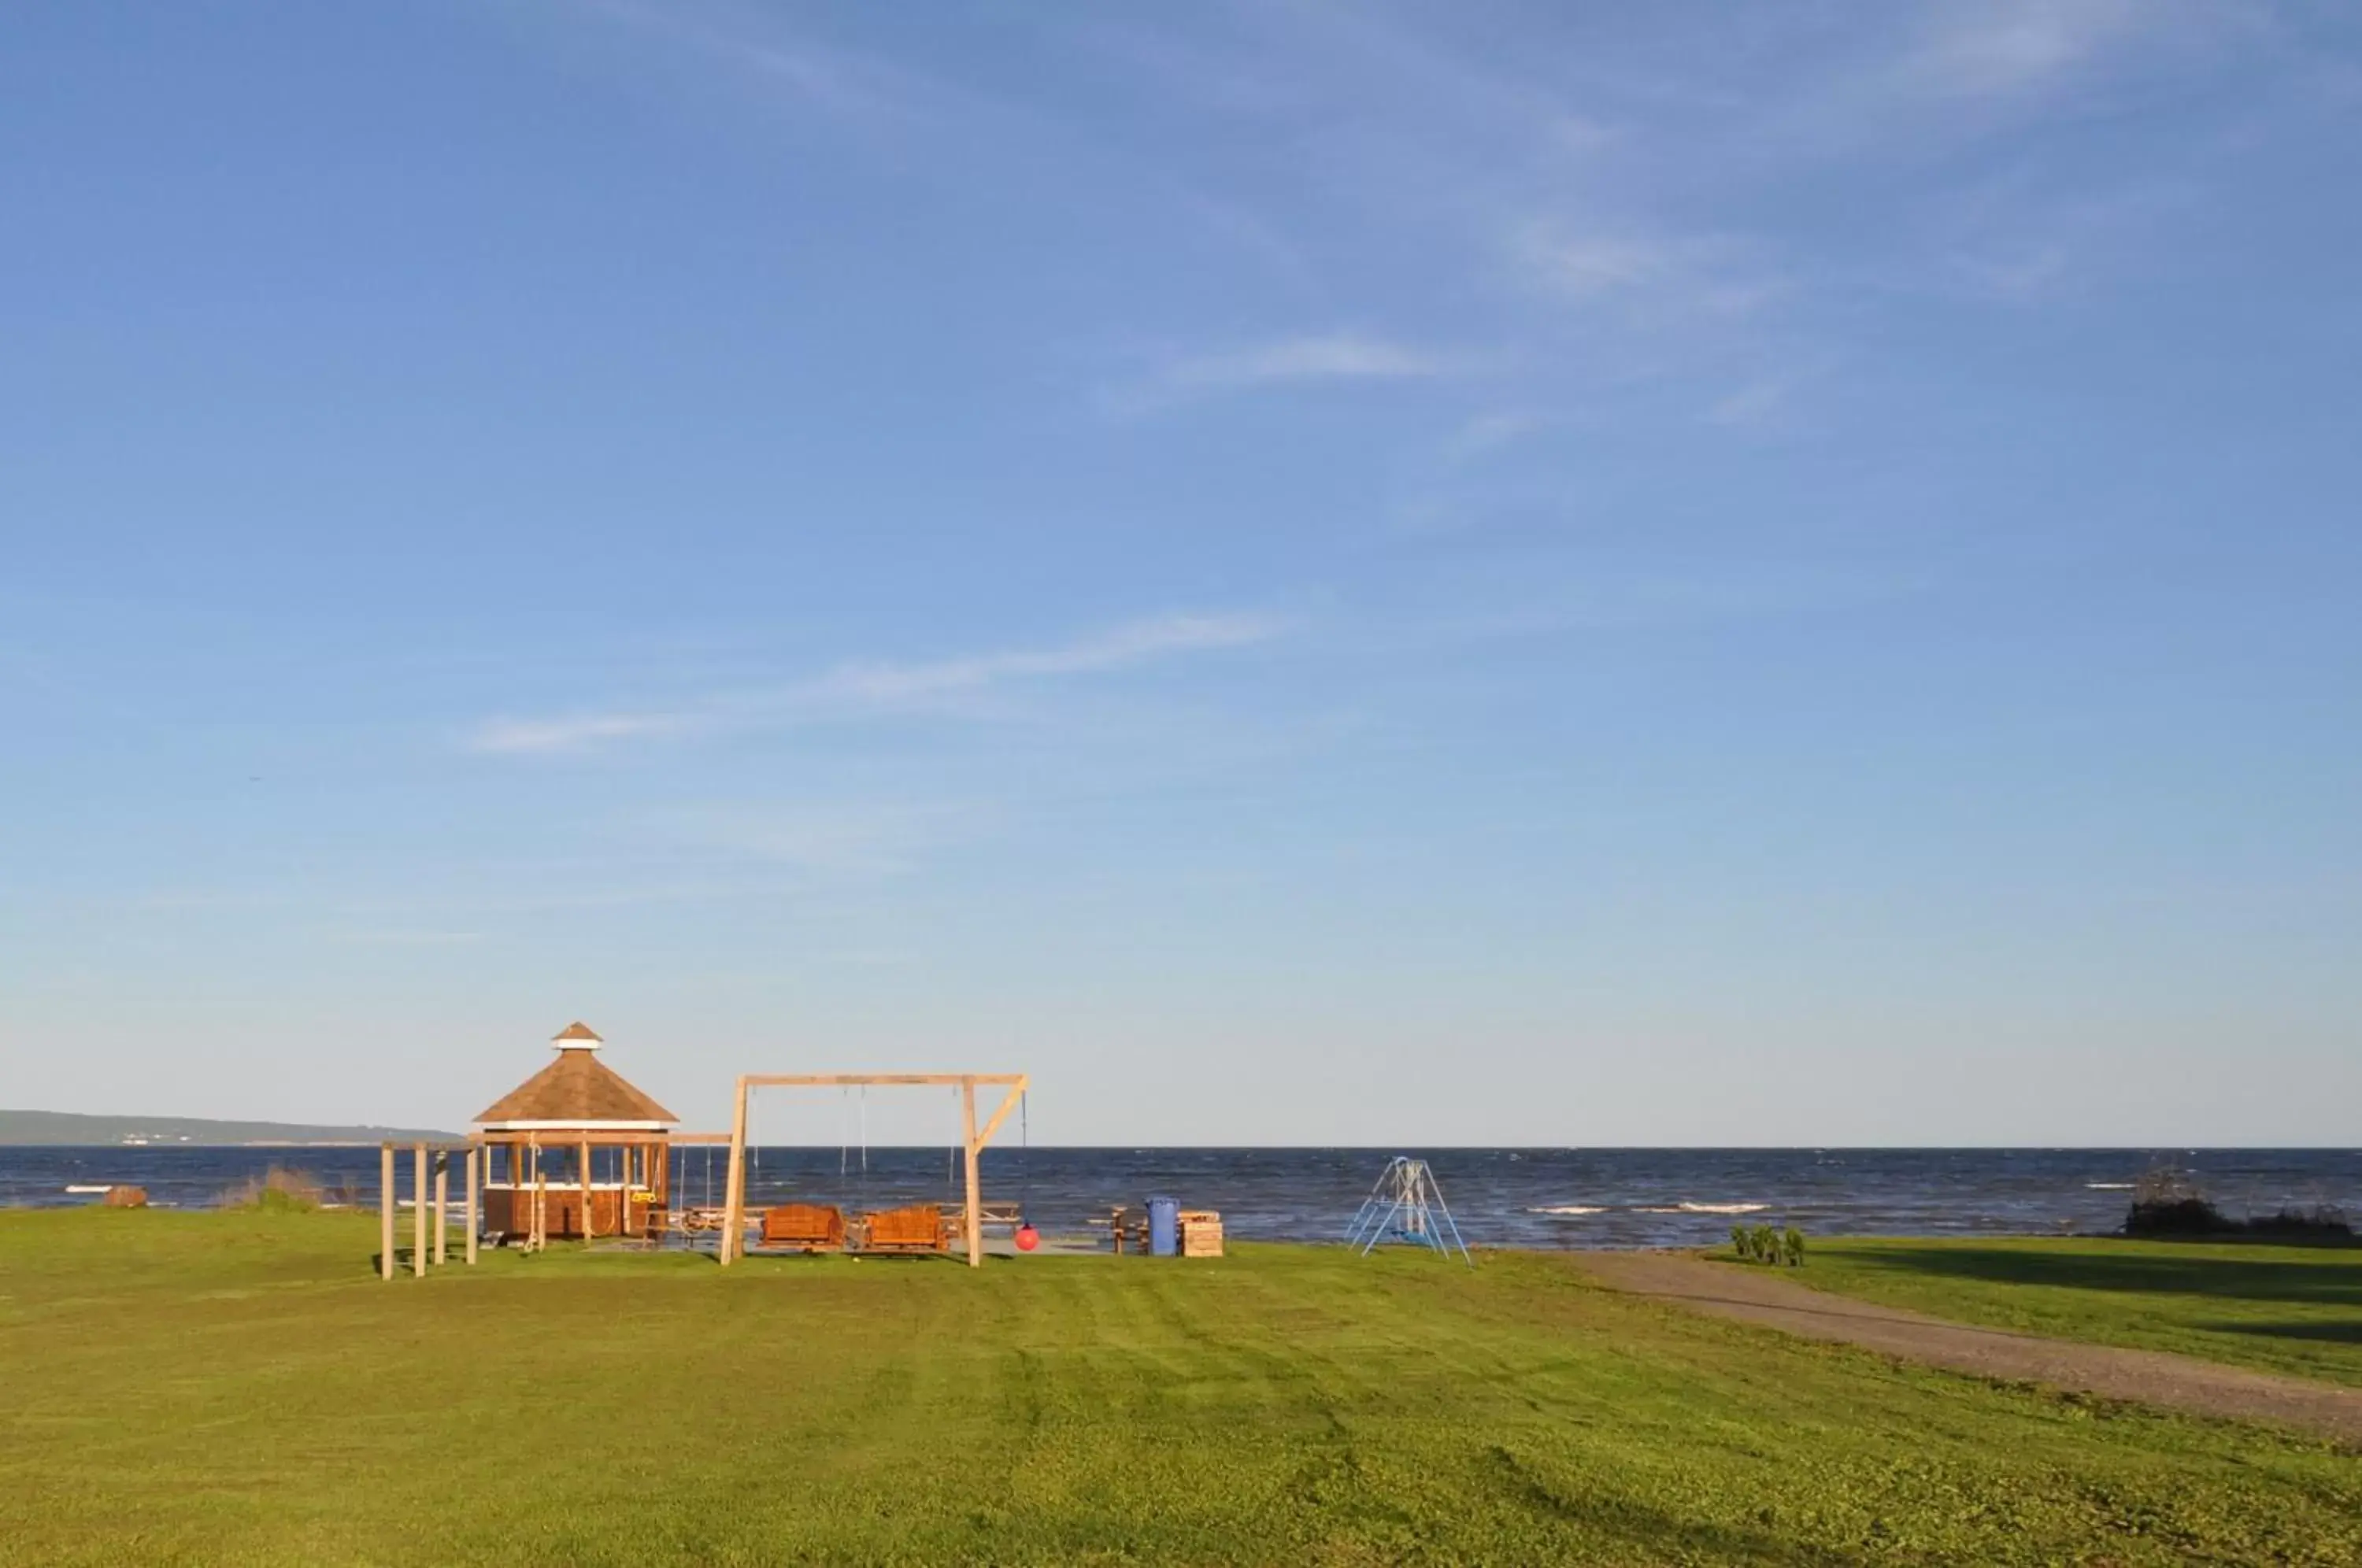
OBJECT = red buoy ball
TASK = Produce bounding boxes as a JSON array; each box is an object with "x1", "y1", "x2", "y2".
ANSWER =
[{"x1": 1014, "y1": 1223, "x2": 1040, "y2": 1252}]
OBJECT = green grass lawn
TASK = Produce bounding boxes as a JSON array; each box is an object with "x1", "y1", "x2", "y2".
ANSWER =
[
  {"x1": 1789, "y1": 1237, "x2": 2362, "y2": 1389},
  {"x1": 2, "y1": 1211, "x2": 2358, "y2": 1566}
]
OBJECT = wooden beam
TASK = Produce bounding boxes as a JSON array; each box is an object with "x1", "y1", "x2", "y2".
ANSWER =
[
  {"x1": 433, "y1": 1152, "x2": 449, "y2": 1267},
  {"x1": 740, "y1": 1073, "x2": 1027, "y2": 1088},
  {"x1": 465, "y1": 1142, "x2": 480, "y2": 1267},
  {"x1": 468, "y1": 1130, "x2": 726, "y2": 1146},
  {"x1": 961, "y1": 1079, "x2": 982, "y2": 1270},
  {"x1": 719, "y1": 1075, "x2": 749, "y2": 1266},
  {"x1": 525, "y1": 1129, "x2": 727, "y2": 1145},
  {"x1": 379, "y1": 1142, "x2": 394, "y2": 1281},
  {"x1": 412, "y1": 1144, "x2": 428, "y2": 1278},
  {"x1": 972, "y1": 1076, "x2": 1029, "y2": 1153}
]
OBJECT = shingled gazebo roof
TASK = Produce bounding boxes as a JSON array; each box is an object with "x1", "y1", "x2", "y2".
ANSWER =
[{"x1": 474, "y1": 1023, "x2": 678, "y2": 1129}]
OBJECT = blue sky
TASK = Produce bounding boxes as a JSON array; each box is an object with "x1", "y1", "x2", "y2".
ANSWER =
[{"x1": 3, "y1": 2, "x2": 2356, "y2": 1144}]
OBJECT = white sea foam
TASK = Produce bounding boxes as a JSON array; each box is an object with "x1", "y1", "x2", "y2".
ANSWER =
[
  {"x1": 1677, "y1": 1202, "x2": 1768, "y2": 1214},
  {"x1": 1527, "y1": 1204, "x2": 1605, "y2": 1216},
  {"x1": 2085, "y1": 1182, "x2": 2135, "y2": 1190}
]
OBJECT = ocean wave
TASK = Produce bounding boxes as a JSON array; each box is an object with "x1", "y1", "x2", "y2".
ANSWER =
[
  {"x1": 1677, "y1": 1202, "x2": 1768, "y2": 1214},
  {"x1": 1527, "y1": 1204, "x2": 1605, "y2": 1215},
  {"x1": 2084, "y1": 1182, "x2": 2135, "y2": 1190}
]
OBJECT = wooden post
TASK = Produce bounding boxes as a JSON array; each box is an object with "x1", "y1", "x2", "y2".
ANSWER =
[
  {"x1": 379, "y1": 1142, "x2": 394, "y2": 1281},
  {"x1": 433, "y1": 1152, "x2": 450, "y2": 1266},
  {"x1": 579, "y1": 1137, "x2": 593, "y2": 1241},
  {"x1": 532, "y1": 1139, "x2": 546, "y2": 1252},
  {"x1": 719, "y1": 1076, "x2": 749, "y2": 1266},
  {"x1": 961, "y1": 1078, "x2": 982, "y2": 1270},
  {"x1": 412, "y1": 1144, "x2": 428, "y2": 1278},
  {"x1": 465, "y1": 1142, "x2": 480, "y2": 1266},
  {"x1": 627, "y1": 1145, "x2": 642, "y2": 1237}
]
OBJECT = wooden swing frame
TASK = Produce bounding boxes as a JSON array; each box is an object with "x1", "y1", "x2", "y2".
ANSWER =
[{"x1": 716, "y1": 1074, "x2": 1029, "y2": 1269}]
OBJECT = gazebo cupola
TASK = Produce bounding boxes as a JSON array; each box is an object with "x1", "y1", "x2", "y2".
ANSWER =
[{"x1": 474, "y1": 1023, "x2": 679, "y2": 1244}]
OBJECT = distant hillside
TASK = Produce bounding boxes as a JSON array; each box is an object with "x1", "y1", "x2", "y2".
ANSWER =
[{"x1": 0, "y1": 1109, "x2": 462, "y2": 1146}]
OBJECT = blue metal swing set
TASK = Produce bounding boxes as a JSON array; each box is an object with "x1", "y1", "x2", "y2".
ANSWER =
[{"x1": 1343, "y1": 1156, "x2": 1473, "y2": 1266}]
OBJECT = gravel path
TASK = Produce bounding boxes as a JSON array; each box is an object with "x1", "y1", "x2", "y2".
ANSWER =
[{"x1": 1573, "y1": 1250, "x2": 2362, "y2": 1445}]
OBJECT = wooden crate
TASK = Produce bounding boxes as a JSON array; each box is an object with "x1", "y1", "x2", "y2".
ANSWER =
[{"x1": 1180, "y1": 1212, "x2": 1224, "y2": 1258}]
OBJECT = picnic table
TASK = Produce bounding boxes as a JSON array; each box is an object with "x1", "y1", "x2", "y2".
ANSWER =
[{"x1": 1087, "y1": 1205, "x2": 1151, "y2": 1254}]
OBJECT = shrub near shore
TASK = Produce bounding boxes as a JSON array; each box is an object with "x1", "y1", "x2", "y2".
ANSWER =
[
  {"x1": 2123, "y1": 1169, "x2": 2353, "y2": 1242},
  {"x1": 1730, "y1": 1223, "x2": 1805, "y2": 1265},
  {"x1": 219, "y1": 1165, "x2": 324, "y2": 1213}
]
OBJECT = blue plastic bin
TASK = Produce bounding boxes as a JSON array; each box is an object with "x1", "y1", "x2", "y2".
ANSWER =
[{"x1": 1147, "y1": 1196, "x2": 1179, "y2": 1257}]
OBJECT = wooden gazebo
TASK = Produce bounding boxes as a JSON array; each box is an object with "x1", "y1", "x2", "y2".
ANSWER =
[{"x1": 475, "y1": 1023, "x2": 677, "y2": 1244}]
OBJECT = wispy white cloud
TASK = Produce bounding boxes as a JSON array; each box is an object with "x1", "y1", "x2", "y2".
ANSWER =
[
  {"x1": 1127, "y1": 333, "x2": 1474, "y2": 410},
  {"x1": 1705, "y1": 377, "x2": 1798, "y2": 431},
  {"x1": 1444, "y1": 409, "x2": 1552, "y2": 462},
  {"x1": 1514, "y1": 233, "x2": 1665, "y2": 299},
  {"x1": 1949, "y1": 242, "x2": 2074, "y2": 301},
  {"x1": 1900, "y1": 0, "x2": 2143, "y2": 101},
  {"x1": 557, "y1": 2, "x2": 1322, "y2": 288},
  {"x1": 1785, "y1": 0, "x2": 2245, "y2": 153},
  {"x1": 1511, "y1": 223, "x2": 1787, "y2": 322},
  {"x1": 1549, "y1": 114, "x2": 1623, "y2": 156},
  {"x1": 471, "y1": 709, "x2": 698, "y2": 756},
  {"x1": 1905, "y1": 168, "x2": 2201, "y2": 307},
  {"x1": 806, "y1": 612, "x2": 1284, "y2": 705},
  {"x1": 469, "y1": 611, "x2": 1289, "y2": 756},
  {"x1": 576, "y1": 0, "x2": 960, "y2": 132}
]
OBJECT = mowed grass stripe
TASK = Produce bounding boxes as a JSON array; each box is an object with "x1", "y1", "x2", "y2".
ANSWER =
[{"x1": 0, "y1": 1209, "x2": 2357, "y2": 1565}]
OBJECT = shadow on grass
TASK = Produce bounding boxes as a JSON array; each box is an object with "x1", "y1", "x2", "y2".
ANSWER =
[
  {"x1": 368, "y1": 1249, "x2": 434, "y2": 1275},
  {"x1": 2198, "y1": 1320, "x2": 2362, "y2": 1345},
  {"x1": 1483, "y1": 1445, "x2": 1866, "y2": 1566},
  {"x1": 1831, "y1": 1245, "x2": 2362, "y2": 1308}
]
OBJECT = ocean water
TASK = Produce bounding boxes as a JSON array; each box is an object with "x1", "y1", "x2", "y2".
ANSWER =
[{"x1": 4, "y1": 1146, "x2": 2356, "y2": 1248}]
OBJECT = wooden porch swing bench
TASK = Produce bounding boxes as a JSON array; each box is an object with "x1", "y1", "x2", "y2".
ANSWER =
[
  {"x1": 757, "y1": 1203, "x2": 847, "y2": 1253},
  {"x1": 749, "y1": 1201, "x2": 953, "y2": 1256},
  {"x1": 717, "y1": 1073, "x2": 1031, "y2": 1271}
]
